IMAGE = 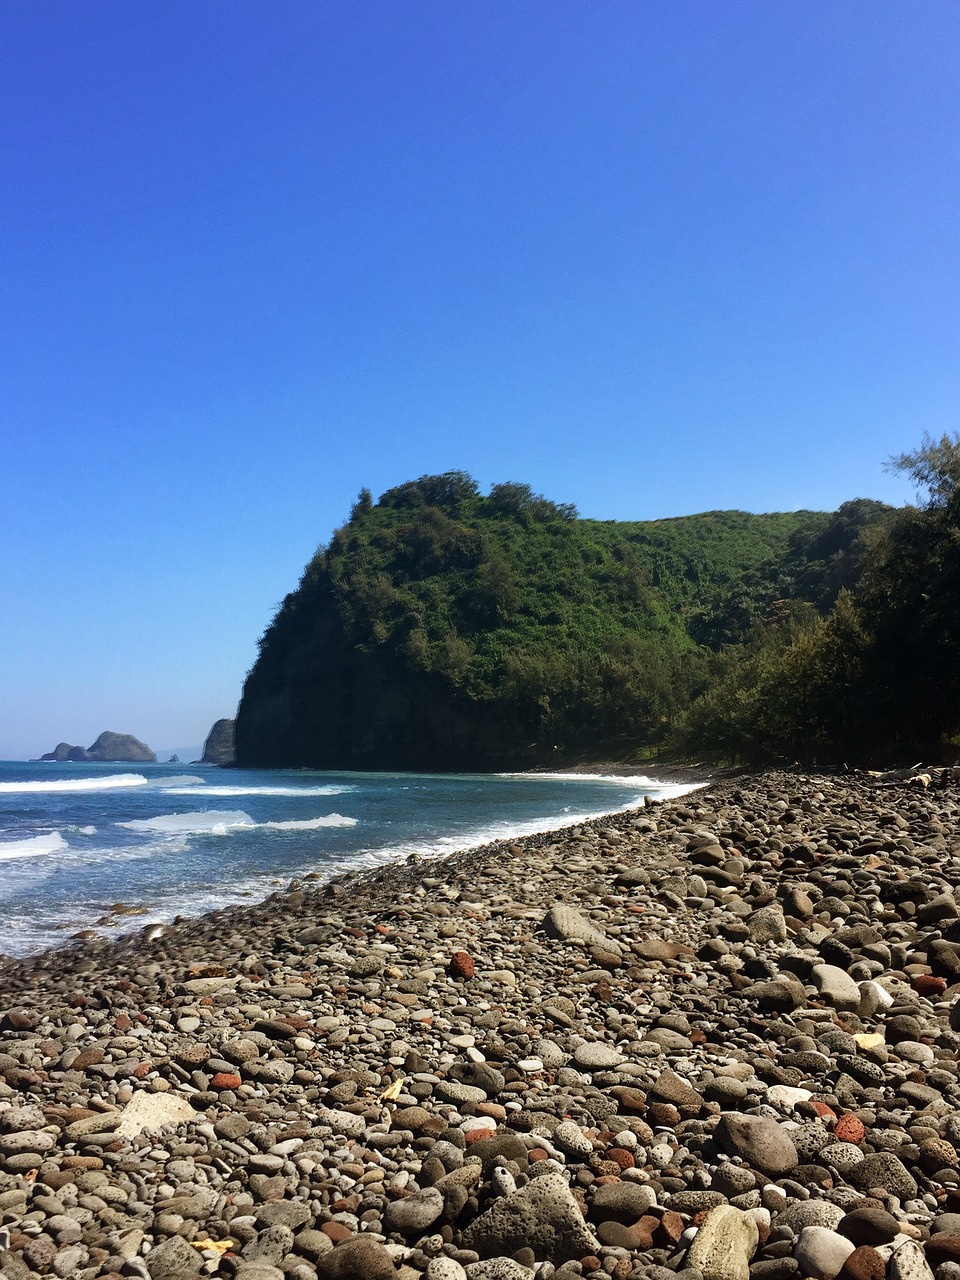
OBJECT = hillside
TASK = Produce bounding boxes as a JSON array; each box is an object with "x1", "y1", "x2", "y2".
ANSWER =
[{"x1": 235, "y1": 473, "x2": 886, "y2": 770}]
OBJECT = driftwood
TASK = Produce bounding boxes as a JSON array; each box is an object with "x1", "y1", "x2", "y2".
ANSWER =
[{"x1": 866, "y1": 763, "x2": 960, "y2": 788}]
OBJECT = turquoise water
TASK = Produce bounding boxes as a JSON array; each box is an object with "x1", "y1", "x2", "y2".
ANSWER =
[{"x1": 0, "y1": 760, "x2": 695, "y2": 956}]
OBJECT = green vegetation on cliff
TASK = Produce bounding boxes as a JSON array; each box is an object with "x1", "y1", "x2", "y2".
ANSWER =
[
  {"x1": 235, "y1": 472, "x2": 889, "y2": 770},
  {"x1": 676, "y1": 434, "x2": 960, "y2": 765}
]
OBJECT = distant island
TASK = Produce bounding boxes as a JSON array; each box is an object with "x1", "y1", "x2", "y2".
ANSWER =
[{"x1": 39, "y1": 731, "x2": 156, "y2": 763}]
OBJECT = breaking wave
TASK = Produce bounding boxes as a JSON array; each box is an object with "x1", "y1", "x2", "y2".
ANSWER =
[
  {"x1": 118, "y1": 810, "x2": 357, "y2": 836},
  {"x1": 498, "y1": 770, "x2": 705, "y2": 804},
  {"x1": 259, "y1": 815, "x2": 358, "y2": 830},
  {"x1": 0, "y1": 774, "x2": 149, "y2": 794},
  {"x1": 0, "y1": 832, "x2": 68, "y2": 860}
]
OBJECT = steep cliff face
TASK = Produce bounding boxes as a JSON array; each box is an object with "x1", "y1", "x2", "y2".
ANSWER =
[
  {"x1": 200, "y1": 719, "x2": 236, "y2": 765},
  {"x1": 237, "y1": 609, "x2": 537, "y2": 771},
  {"x1": 40, "y1": 732, "x2": 156, "y2": 762},
  {"x1": 235, "y1": 473, "x2": 865, "y2": 772}
]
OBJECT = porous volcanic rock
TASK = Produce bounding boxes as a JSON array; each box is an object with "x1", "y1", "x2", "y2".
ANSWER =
[{"x1": 0, "y1": 766, "x2": 959, "y2": 1280}]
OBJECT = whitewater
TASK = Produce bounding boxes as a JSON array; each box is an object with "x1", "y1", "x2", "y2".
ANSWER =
[{"x1": 0, "y1": 759, "x2": 699, "y2": 957}]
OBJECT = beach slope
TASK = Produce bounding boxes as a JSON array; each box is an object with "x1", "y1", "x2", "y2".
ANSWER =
[{"x1": 1, "y1": 768, "x2": 960, "y2": 1279}]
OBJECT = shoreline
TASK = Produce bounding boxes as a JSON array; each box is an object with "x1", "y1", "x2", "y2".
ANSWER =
[
  {"x1": 2, "y1": 766, "x2": 706, "y2": 971},
  {"x1": 0, "y1": 765, "x2": 704, "y2": 965},
  {"x1": 545, "y1": 762, "x2": 747, "y2": 785},
  {"x1": 2, "y1": 767, "x2": 960, "y2": 1280}
]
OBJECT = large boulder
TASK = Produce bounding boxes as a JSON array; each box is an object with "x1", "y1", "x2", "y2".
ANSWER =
[
  {"x1": 540, "y1": 904, "x2": 620, "y2": 955},
  {"x1": 716, "y1": 1113, "x2": 799, "y2": 1176},
  {"x1": 462, "y1": 1170, "x2": 600, "y2": 1263},
  {"x1": 686, "y1": 1204, "x2": 759, "y2": 1280}
]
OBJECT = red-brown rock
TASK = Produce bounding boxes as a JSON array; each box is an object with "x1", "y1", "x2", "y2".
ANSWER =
[
  {"x1": 449, "y1": 950, "x2": 475, "y2": 979},
  {"x1": 598, "y1": 1221, "x2": 654, "y2": 1250},
  {"x1": 609, "y1": 1085, "x2": 647, "y2": 1114},
  {"x1": 321, "y1": 1221, "x2": 354, "y2": 1244},
  {"x1": 71, "y1": 1047, "x2": 105, "y2": 1071},
  {"x1": 834, "y1": 1113, "x2": 866, "y2": 1144},
  {"x1": 605, "y1": 1147, "x2": 635, "y2": 1169},
  {"x1": 924, "y1": 1234, "x2": 960, "y2": 1266},
  {"x1": 840, "y1": 1246, "x2": 886, "y2": 1280},
  {"x1": 647, "y1": 1101, "x2": 682, "y2": 1128},
  {"x1": 912, "y1": 974, "x2": 947, "y2": 998},
  {"x1": 464, "y1": 1126, "x2": 492, "y2": 1145},
  {"x1": 211, "y1": 1072, "x2": 242, "y2": 1091},
  {"x1": 657, "y1": 1211, "x2": 685, "y2": 1246}
]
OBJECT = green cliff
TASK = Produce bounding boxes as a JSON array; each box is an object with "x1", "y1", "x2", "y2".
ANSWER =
[{"x1": 235, "y1": 472, "x2": 883, "y2": 770}]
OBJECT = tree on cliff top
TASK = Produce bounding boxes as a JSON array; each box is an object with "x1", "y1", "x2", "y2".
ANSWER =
[{"x1": 887, "y1": 432, "x2": 960, "y2": 509}]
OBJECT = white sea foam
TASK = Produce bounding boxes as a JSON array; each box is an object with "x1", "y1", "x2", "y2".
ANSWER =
[
  {"x1": 259, "y1": 815, "x2": 357, "y2": 830},
  {"x1": 0, "y1": 832, "x2": 68, "y2": 860},
  {"x1": 499, "y1": 769, "x2": 694, "y2": 787},
  {"x1": 618, "y1": 782, "x2": 705, "y2": 805},
  {"x1": 0, "y1": 768, "x2": 697, "y2": 957},
  {"x1": 0, "y1": 774, "x2": 149, "y2": 794},
  {"x1": 118, "y1": 810, "x2": 356, "y2": 836},
  {"x1": 497, "y1": 770, "x2": 705, "y2": 804},
  {"x1": 161, "y1": 784, "x2": 352, "y2": 797},
  {"x1": 118, "y1": 810, "x2": 256, "y2": 835}
]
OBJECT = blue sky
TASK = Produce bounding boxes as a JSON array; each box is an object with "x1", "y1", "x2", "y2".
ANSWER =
[{"x1": 2, "y1": 1, "x2": 958, "y2": 759}]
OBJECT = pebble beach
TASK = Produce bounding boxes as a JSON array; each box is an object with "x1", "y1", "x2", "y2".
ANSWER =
[{"x1": 2, "y1": 768, "x2": 960, "y2": 1280}]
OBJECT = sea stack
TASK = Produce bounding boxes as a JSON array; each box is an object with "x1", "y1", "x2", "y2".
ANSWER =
[{"x1": 200, "y1": 717, "x2": 235, "y2": 765}]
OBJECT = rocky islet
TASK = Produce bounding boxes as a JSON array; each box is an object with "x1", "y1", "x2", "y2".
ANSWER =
[
  {"x1": 1, "y1": 769, "x2": 960, "y2": 1280},
  {"x1": 37, "y1": 734, "x2": 156, "y2": 764}
]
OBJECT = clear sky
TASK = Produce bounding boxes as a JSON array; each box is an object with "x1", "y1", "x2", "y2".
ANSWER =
[{"x1": 2, "y1": 1, "x2": 958, "y2": 759}]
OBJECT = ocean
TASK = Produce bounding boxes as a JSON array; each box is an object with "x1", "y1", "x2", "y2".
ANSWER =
[{"x1": 0, "y1": 760, "x2": 698, "y2": 958}]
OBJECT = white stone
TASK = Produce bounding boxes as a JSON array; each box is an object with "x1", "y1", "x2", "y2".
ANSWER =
[
  {"x1": 794, "y1": 1226, "x2": 855, "y2": 1279},
  {"x1": 572, "y1": 1042, "x2": 624, "y2": 1070},
  {"x1": 895, "y1": 1040, "x2": 935, "y2": 1065},
  {"x1": 427, "y1": 1259, "x2": 469, "y2": 1280},
  {"x1": 766, "y1": 1085, "x2": 813, "y2": 1110},
  {"x1": 860, "y1": 980, "x2": 895, "y2": 1014},
  {"x1": 812, "y1": 964, "x2": 862, "y2": 1012},
  {"x1": 316, "y1": 1107, "x2": 368, "y2": 1139},
  {"x1": 819, "y1": 1143, "x2": 865, "y2": 1173},
  {"x1": 460, "y1": 1115, "x2": 497, "y2": 1134},
  {"x1": 554, "y1": 1120, "x2": 593, "y2": 1158},
  {"x1": 888, "y1": 1239, "x2": 936, "y2": 1280},
  {"x1": 686, "y1": 1204, "x2": 759, "y2": 1280},
  {"x1": 116, "y1": 1091, "x2": 195, "y2": 1138}
]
